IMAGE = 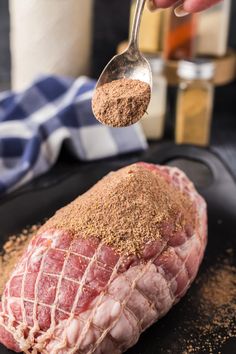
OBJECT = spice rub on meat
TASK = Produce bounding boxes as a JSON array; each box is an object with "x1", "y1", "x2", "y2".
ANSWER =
[{"x1": 43, "y1": 163, "x2": 197, "y2": 256}]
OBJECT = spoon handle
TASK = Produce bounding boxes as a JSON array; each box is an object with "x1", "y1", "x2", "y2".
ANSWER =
[{"x1": 129, "y1": 0, "x2": 146, "y2": 48}]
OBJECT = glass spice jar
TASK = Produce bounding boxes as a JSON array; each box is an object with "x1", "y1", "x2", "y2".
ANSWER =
[
  {"x1": 175, "y1": 60, "x2": 215, "y2": 147},
  {"x1": 141, "y1": 56, "x2": 167, "y2": 140},
  {"x1": 163, "y1": 8, "x2": 197, "y2": 60}
]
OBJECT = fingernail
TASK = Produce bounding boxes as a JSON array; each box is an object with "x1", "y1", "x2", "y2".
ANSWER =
[
  {"x1": 147, "y1": 0, "x2": 157, "y2": 12},
  {"x1": 174, "y1": 4, "x2": 189, "y2": 17}
]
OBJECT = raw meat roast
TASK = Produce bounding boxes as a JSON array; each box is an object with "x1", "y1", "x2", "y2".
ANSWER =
[{"x1": 0, "y1": 163, "x2": 207, "y2": 354}]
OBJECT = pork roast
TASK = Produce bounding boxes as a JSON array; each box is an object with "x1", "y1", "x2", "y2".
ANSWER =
[{"x1": 0, "y1": 163, "x2": 207, "y2": 353}]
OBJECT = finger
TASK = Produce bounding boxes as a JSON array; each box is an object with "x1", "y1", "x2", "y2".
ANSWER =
[
  {"x1": 184, "y1": 0, "x2": 222, "y2": 12},
  {"x1": 152, "y1": 0, "x2": 222, "y2": 12},
  {"x1": 152, "y1": 0, "x2": 178, "y2": 9}
]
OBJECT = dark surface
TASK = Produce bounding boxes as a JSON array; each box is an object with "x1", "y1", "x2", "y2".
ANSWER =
[{"x1": 0, "y1": 144, "x2": 236, "y2": 353}]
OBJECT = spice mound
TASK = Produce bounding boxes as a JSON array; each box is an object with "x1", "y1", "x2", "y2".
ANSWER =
[
  {"x1": 92, "y1": 78, "x2": 151, "y2": 127},
  {"x1": 42, "y1": 163, "x2": 196, "y2": 255}
]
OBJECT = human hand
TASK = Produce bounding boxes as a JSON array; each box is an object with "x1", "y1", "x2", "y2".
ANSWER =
[{"x1": 148, "y1": 0, "x2": 222, "y2": 15}]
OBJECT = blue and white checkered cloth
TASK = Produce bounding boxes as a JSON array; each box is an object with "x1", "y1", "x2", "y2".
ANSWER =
[{"x1": 0, "y1": 75, "x2": 147, "y2": 195}]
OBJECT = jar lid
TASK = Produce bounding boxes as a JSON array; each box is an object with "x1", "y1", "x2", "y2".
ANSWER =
[
  {"x1": 177, "y1": 59, "x2": 215, "y2": 80},
  {"x1": 146, "y1": 55, "x2": 164, "y2": 75}
]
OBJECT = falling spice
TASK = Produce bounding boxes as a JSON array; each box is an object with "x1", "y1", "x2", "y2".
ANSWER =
[
  {"x1": 92, "y1": 78, "x2": 151, "y2": 127},
  {"x1": 0, "y1": 224, "x2": 41, "y2": 296},
  {"x1": 42, "y1": 164, "x2": 196, "y2": 256}
]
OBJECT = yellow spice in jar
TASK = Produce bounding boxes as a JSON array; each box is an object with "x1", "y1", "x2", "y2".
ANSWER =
[
  {"x1": 176, "y1": 85, "x2": 214, "y2": 146},
  {"x1": 175, "y1": 60, "x2": 215, "y2": 147}
]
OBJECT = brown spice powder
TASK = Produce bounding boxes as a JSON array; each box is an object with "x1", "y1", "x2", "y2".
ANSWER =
[
  {"x1": 92, "y1": 78, "x2": 151, "y2": 127},
  {"x1": 200, "y1": 264, "x2": 236, "y2": 308},
  {"x1": 0, "y1": 225, "x2": 41, "y2": 296},
  {"x1": 42, "y1": 164, "x2": 196, "y2": 256},
  {"x1": 175, "y1": 250, "x2": 236, "y2": 353}
]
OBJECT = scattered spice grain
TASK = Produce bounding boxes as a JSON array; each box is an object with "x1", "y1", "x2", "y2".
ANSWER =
[
  {"x1": 42, "y1": 164, "x2": 196, "y2": 256},
  {"x1": 0, "y1": 224, "x2": 41, "y2": 296},
  {"x1": 92, "y1": 78, "x2": 151, "y2": 127},
  {"x1": 168, "y1": 249, "x2": 236, "y2": 353}
]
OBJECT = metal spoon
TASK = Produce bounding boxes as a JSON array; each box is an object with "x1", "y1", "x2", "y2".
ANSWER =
[{"x1": 95, "y1": 0, "x2": 152, "y2": 89}]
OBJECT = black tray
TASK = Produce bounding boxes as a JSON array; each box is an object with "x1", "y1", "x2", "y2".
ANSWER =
[{"x1": 0, "y1": 145, "x2": 236, "y2": 354}]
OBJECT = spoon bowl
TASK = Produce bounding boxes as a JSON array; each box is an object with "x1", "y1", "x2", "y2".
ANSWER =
[
  {"x1": 95, "y1": 0, "x2": 152, "y2": 90},
  {"x1": 96, "y1": 45, "x2": 152, "y2": 89}
]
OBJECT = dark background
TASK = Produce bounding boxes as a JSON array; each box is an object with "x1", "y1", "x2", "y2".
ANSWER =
[
  {"x1": 92, "y1": 0, "x2": 236, "y2": 77},
  {"x1": 0, "y1": 0, "x2": 236, "y2": 178},
  {"x1": 0, "y1": 0, "x2": 236, "y2": 84}
]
